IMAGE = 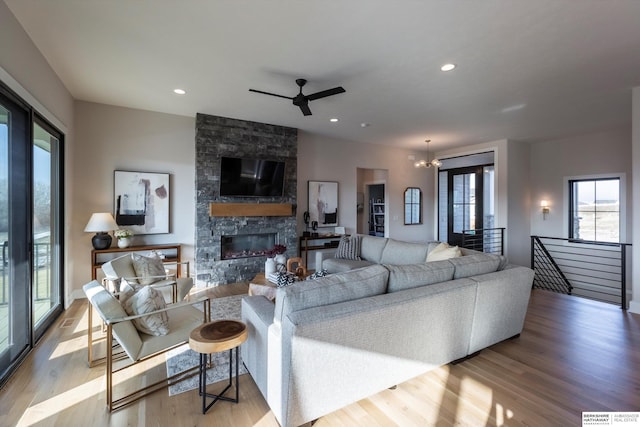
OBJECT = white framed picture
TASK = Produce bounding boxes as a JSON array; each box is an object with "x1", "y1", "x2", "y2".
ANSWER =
[
  {"x1": 308, "y1": 180, "x2": 338, "y2": 227},
  {"x1": 114, "y1": 170, "x2": 170, "y2": 235}
]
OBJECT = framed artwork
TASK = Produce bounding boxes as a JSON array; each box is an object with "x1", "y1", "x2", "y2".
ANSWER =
[
  {"x1": 308, "y1": 181, "x2": 338, "y2": 227},
  {"x1": 114, "y1": 170, "x2": 170, "y2": 235}
]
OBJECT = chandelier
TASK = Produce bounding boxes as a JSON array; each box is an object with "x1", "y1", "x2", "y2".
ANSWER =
[{"x1": 414, "y1": 139, "x2": 442, "y2": 168}]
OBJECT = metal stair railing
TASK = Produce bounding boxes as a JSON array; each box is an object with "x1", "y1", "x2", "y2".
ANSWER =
[{"x1": 530, "y1": 236, "x2": 631, "y2": 309}]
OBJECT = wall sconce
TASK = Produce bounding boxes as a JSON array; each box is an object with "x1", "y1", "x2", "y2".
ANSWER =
[{"x1": 540, "y1": 200, "x2": 550, "y2": 220}]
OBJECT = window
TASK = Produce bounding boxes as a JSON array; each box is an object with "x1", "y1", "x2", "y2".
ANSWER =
[
  {"x1": 404, "y1": 187, "x2": 421, "y2": 225},
  {"x1": 569, "y1": 178, "x2": 620, "y2": 243}
]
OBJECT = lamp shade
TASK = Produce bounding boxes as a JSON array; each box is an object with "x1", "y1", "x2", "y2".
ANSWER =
[{"x1": 84, "y1": 213, "x2": 118, "y2": 232}]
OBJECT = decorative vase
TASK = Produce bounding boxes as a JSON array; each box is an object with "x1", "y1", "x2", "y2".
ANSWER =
[
  {"x1": 117, "y1": 237, "x2": 131, "y2": 248},
  {"x1": 265, "y1": 257, "x2": 276, "y2": 275},
  {"x1": 275, "y1": 253, "x2": 286, "y2": 267}
]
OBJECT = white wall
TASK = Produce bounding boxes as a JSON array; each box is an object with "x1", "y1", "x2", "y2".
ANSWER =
[
  {"x1": 529, "y1": 126, "x2": 632, "y2": 242},
  {"x1": 0, "y1": 1, "x2": 76, "y2": 305},
  {"x1": 297, "y1": 131, "x2": 436, "y2": 243},
  {"x1": 630, "y1": 88, "x2": 640, "y2": 314},
  {"x1": 71, "y1": 102, "x2": 195, "y2": 300}
]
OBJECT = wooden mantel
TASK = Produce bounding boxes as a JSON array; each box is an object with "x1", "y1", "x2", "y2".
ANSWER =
[{"x1": 209, "y1": 203, "x2": 294, "y2": 217}]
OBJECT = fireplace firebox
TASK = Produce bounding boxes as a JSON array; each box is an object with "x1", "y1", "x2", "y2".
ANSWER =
[{"x1": 221, "y1": 233, "x2": 276, "y2": 260}]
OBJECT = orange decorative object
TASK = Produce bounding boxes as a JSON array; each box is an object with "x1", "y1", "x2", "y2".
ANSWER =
[{"x1": 287, "y1": 257, "x2": 307, "y2": 277}]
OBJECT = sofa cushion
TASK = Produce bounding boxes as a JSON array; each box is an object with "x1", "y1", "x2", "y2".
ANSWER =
[
  {"x1": 359, "y1": 235, "x2": 388, "y2": 263},
  {"x1": 323, "y1": 258, "x2": 374, "y2": 274},
  {"x1": 449, "y1": 253, "x2": 503, "y2": 279},
  {"x1": 426, "y1": 242, "x2": 462, "y2": 262},
  {"x1": 334, "y1": 235, "x2": 361, "y2": 260},
  {"x1": 380, "y1": 239, "x2": 429, "y2": 264},
  {"x1": 131, "y1": 253, "x2": 166, "y2": 285},
  {"x1": 274, "y1": 264, "x2": 389, "y2": 325},
  {"x1": 122, "y1": 285, "x2": 170, "y2": 336},
  {"x1": 385, "y1": 261, "x2": 456, "y2": 292}
]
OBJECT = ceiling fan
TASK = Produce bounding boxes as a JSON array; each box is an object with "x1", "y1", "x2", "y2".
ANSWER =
[{"x1": 249, "y1": 78, "x2": 345, "y2": 116}]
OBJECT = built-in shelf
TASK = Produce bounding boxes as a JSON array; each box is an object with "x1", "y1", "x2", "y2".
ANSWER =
[{"x1": 209, "y1": 203, "x2": 294, "y2": 217}]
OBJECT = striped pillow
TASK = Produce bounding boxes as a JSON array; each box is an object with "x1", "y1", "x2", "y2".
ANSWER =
[{"x1": 335, "y1": 235, "x2": 361, "y2": 260}]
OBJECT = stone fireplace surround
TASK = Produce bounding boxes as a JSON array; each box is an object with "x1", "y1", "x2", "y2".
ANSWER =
[{"x1": 195, "y1": 113, "x2": 298, "y2": 286}]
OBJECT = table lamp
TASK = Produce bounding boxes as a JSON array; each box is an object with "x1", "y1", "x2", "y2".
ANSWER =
[{"x1": 84, "y1": 212, "x2": 118, "y2": 250}]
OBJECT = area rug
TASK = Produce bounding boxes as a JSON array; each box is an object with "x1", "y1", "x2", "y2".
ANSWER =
[{"x1": 165, "y1": 293, "x2": 248, "y2": 396}]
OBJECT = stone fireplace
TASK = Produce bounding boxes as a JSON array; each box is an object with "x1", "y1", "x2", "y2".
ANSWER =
[{"x1": 194, "y1": 113, "x2": 298, "y2": 285}]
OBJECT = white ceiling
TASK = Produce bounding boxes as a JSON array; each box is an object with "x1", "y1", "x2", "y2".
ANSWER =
[{"x1": 6, "y1": 0, "x2": 640, "y2": 151}]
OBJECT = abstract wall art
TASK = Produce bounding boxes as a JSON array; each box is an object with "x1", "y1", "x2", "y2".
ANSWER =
[{"x1": 114, "y1": 170, "x2": 170, "y2": 234}]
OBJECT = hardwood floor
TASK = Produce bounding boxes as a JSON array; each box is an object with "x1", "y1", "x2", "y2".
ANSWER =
[{"x1": 1, "y1": 287, "x2": 639, "y2": 426}]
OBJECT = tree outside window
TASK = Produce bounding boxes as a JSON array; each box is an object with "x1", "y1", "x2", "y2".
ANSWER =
[{"x1": 569, "y1": 178, "x2": 620, "y2": 243}]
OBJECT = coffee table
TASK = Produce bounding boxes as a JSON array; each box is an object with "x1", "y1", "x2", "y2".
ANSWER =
[
  {"x1": 248, "y1": 272, "x2": 277, "y2": 301},
  {"x1": 248, "y1": 269, "x2": 315, "y2": 301}
]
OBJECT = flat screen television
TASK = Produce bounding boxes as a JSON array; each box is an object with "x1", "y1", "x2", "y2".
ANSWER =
[{"x1": 220, "y1": 156, "x2": 285, "y2": 197}]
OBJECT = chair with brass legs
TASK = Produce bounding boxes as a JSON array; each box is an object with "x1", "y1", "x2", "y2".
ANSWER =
[{"x1": 83, "y1": 280, "x2": 210, "y2": 411}]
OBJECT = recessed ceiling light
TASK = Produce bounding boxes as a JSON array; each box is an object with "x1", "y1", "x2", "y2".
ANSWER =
[
  {"x1": 360, "y1": 123, "x2": 370, "y2": 128},
  {"x1": 330, "y1": 118, "x2": 339, "y2": 122},
  {"x1": 440, "y1": 63, "x2": 456, "y2": 72},
  {"x1": 173, "y1": 89, "x2": 186, "y2": 95}
]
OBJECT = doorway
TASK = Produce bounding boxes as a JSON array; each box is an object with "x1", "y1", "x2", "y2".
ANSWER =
[
  {"x1": 438, "y1": 152, "x2": 495, "y2": 247},
  {"x1": 447, "y1": 167, "x2": 484, "y2": 246},
  {"x1": 356, "y1": 168, "x2": 388, "y2": 236},
  {"x1": 367, "y1": 183, "x2": 385, "y2": 237}
]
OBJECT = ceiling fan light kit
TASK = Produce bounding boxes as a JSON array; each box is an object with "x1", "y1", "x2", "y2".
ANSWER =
[{"x1": 249, "y1": 78, "x2": 345, "y2": 116}]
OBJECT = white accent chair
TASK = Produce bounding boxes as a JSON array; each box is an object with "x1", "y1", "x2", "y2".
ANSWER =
[
  {"x1": 101, "y1": 253, "x2": 194, "y2": 303},
  {"x1": 83, "y1": 280, "x2": 210, "y2": 411}
]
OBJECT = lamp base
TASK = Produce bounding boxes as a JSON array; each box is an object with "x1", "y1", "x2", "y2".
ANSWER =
[{"x1": 92, "y1": 232, "x2": 112, "y2": 250}]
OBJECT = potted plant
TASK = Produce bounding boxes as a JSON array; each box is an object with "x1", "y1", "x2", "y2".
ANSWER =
[{"x1": 114, "y1": 229, "x2": 134, "y2": 248}]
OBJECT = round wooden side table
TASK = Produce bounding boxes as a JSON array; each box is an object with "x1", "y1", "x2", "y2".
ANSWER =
[{"x1": 189, "y1": 320, "x2": 248, "y2": 414}]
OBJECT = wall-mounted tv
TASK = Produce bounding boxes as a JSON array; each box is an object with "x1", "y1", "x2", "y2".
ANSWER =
[{"x1": 220, "y1": 156, "x2": 285, "y2": 197}]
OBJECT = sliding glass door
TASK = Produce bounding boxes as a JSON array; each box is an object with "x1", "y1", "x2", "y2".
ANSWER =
[
  {"x1": 0, "y1": 88, "x2": 31, "y2": 380},
  {"x1": 0, "y1": 83, "x2": 63, "y2": 386}
]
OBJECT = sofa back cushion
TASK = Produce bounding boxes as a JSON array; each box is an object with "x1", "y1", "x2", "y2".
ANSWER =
[
  {"x1": 274, "y1": 264, "x2": 389, "y2": 324},
  {"x1": 359, "y1": 234, "x2": 388, "y2": 263},
  {"x1": 385, "y1": 261, "x2": 455, "y2": 292},
  {"x1": 449, "y1": 253, "x2": 504, "y2": 279},
  {"x1": 380, "y1": 239, "x2": 430, "y2": 265}
]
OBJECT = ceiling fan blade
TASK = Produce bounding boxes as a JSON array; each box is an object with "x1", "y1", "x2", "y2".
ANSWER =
[
  {"x1": 248, "y1": 89, "x2": 293, "y2": 100},
  {"x1": 299, "y1": 103, "x2": 312, "y2": 116},
  {"x1": 306, "y1": 86, "x2": 346, "y2": 101}
]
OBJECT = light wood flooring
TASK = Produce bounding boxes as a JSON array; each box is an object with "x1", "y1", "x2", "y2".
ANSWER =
[{"x1": 1, "y1": 285, "x2": 639, "y2": 427}]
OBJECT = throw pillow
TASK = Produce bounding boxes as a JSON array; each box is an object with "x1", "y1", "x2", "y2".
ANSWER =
[
  {"x1": 426, "y1": 242, "x2": 462, "y2": 262},
  {"x1": 131, "y1": 253, "x2": 166, "y2": 285},
  {"x1": 306, "y1": 269, "x2": 329, "y2": 280},
  {"x1": 118, "y1": 281, "x2": 141, "y2": 305},
  {"x1": 335, "y1": 235, "x2": 361, "y2": 260},
  {"x1": 122, "y1": 285, "x2": 170, "y2": 336}
]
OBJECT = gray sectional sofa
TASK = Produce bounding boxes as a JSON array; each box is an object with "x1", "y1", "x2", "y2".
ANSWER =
[
  {"x1": 318, "y1": 234, "x2": 483, "y2": 273},
  {"x1": 241, "y1": 241, "x2": 534, "y2": 427}
]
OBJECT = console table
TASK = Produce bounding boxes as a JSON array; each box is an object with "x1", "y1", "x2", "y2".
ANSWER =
[
  {"x1": 90, "y1": 243, "x2": 182, "y2": 280},
  {"x1": 298, "y1": 234, "x2": 344, "y2": 267}
]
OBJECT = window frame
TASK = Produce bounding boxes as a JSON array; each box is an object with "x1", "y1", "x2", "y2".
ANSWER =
[
  {"x1": 564, "y1": 174, "x2": 625, "y2": 245},
  {"x1": 404, "y1": 187, "x2": 422, "y2": 225}
]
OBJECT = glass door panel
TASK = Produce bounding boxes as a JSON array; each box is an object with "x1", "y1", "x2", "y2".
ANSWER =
[
  {"x1": 0, "y1": 91, "x2": 31, "y2": 384},
  {"x1": 33, "y1": 121, "x2": 61, "y2": 329},
  {"x1": 0, "y1": 104, "x2": 9, "y2": 357},
  {"x1": 447, "y1": 167, "x2": 483, "y2": 247}
]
